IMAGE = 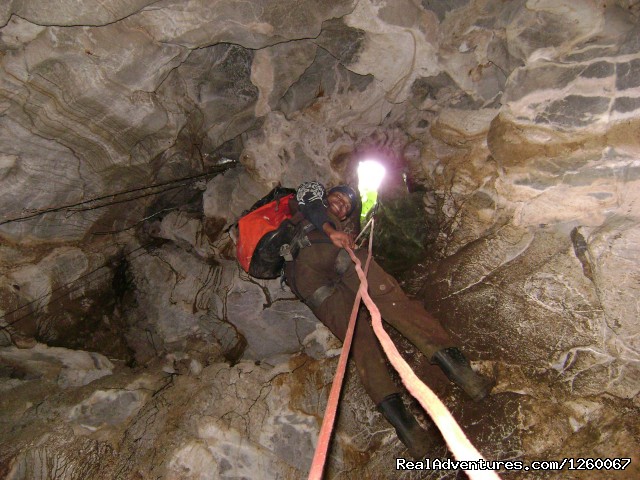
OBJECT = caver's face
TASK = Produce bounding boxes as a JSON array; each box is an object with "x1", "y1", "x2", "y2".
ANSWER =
[{"x1": 327, "y1": 191, "x2": 353, "y2": 220}]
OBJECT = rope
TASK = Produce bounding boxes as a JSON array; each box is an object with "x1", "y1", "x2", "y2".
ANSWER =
[
  {"x1": 345, "y1": 247, "x2": 500, "y2": 480},
  {"x1": 307, "y1": 219, "x2": 500, "y2": 480},
  {"x1": 0, "y1": 242, "x2": 155, "y2": 329},
  {"x1": 0, "y1": 167, "x2": 231, "y2": 227},
  {"x1": 307, "y1": 220, "x2": 375, "y2": 480}
]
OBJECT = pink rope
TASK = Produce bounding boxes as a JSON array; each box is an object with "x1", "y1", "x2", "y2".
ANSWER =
[
  {"x1": 345, "y1": 247, "x2": 501, "y2": 480},
  {"x1": 307, "y1": 226, "x2": 375, "y2": 480},
  {"x1": 307, "y1": 221, "x2": 500, "y2": 480}
]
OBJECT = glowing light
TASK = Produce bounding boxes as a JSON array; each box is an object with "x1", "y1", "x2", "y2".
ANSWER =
[
  {"x1": 357, "y1": 159, "x2": 386, "y2": 221},
  {"x1": 358, "y1": 159, "x2": 386, "y2": 193}
]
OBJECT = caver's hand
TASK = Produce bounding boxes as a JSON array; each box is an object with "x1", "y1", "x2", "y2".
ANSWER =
[{"x1": 323, "y1": 223, "x2": 354, "y2": 249}]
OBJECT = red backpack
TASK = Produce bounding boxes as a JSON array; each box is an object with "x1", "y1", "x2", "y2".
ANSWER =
[{"x1": 236, "y1": 188, "x2": 296, "y2": 279}]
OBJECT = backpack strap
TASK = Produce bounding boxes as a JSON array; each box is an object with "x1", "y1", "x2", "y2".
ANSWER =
[{"x1": 280, "y1": 222, "x2": 322, "y2": 261}]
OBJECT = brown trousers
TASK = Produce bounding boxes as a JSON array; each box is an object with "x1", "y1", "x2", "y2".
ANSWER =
[{"x1": 287, "y1": 243, "x2": 453, "y2": 405}]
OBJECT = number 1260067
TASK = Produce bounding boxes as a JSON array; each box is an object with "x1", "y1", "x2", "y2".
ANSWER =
[{"x1": 564, "y1": 458, "x2": 631, "y2": 470}]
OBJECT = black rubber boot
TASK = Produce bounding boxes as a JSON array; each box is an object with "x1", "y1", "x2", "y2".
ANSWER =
[
  {"x1": 377, "y1": 393, "x2": 434, "y2": 459},
  {"x1": 431, "y1": 347, "x2": 494, "y2": 402}
]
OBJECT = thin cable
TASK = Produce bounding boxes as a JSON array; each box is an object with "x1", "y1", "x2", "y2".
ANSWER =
[
  {"x1": 92, "y1": 206, "x2": 180, "y2": 236},
  {"x1": 0, "y1": 166, "x2": 231, "y2": 226},
  {"x1": 0, "y1": 242, "x2": 154, "y2": 329},
  {"x1": 354, "y1": 216, "x2": 374, "y2": 245},
  {"x1": 1, "y1": 166, "x2": 232, "y2": 325},
  {"x1": 63, "y1": 183, "x2": 185, "y2": 217}
]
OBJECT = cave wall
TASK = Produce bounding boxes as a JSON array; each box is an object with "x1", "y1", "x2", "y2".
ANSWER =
[{"x1": 1, "y1": 1, "x2": 640, "y2": 479}]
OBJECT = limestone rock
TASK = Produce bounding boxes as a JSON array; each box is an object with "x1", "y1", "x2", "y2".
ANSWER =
[
  {"x1": 433, "y1": 108, "x2": 499, "y2": 140},
  {"x1": 341, "y1": 0, "x2": 440, "y2": 102},
  {"x1": 278, "y1": 47, "x2": 374, "y2": 118},
  {"x1": 423, "y1": 223, "x2": 639, "y2": 399},
  {"x1": 172, "y1": 44, "x2": 259, "y2": 150},
  {"x1": 0, "y1": 117, "x2": 105, "y2": 242},
  {"x1": 506, "y1": 1, "x2": 605, "y2": 62},
  {"x1": 239, "y1": 99, "x2": 391, "y2": 189},
  {"x1": 68, "y1": 388, "x2": 148, "y2": 435},
  {"x1": 251, "y1": 40, "x2": 317, "y2": 117},
  {"x1": 420, "y1": 0, "x2": 470, "y2": 22},
  {"x1": 203, "y1": 167, "x2": 272, "y2": 224},
  {"x1": 125, "y1": 0, "x2": 358, "y2": 49},
  {"x1": 223, "y1": 264, "x2": 321, "y2": 360},
  {"x1": 2, "y1": 357, "x2": 333, "y2": 479},
  {"x1": 150, "y1": 210, "x2": 220, "y2": 259},
  {"x1": 128, "y1": 243, "x2": 231, "y2": 354},
  {"x1": 127, "y1": 242, "x2": 330, "y2": 363},
  {"x1": 7, "y1": 0, "x2": 156, "y2": 26},
  {"x1": 0, "y1": 20, "x2": 189, "y2": 242},
  {"x1": 0, "y1": 344, "x2": 113, "y2": 387},
  {"x1": 501, "y1": 55, "x2": 640, "y2": 134},
  {"x1": 0, "y1": 15, "x2": 46, "y2": 50},
  {"x1": 582, "y1": 218, "x2": 640, "y2": 398},
  {"x1": 314, "y1": 18, "x2": 366, "y2": 67},
  {"x1": 0, "y1": 247, "x2": 108, "y2": 345}
]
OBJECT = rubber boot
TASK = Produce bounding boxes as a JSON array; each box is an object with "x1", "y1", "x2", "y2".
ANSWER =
[
  {"x1": 377, "y1": 393, "x2": 433, "y2": 459},
  {"x1": 431, "y1": 347, "x2": 494, "y2": 402}
]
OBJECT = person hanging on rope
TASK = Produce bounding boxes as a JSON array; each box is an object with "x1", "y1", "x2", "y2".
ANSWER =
[{"x1": 283, "y1": 181, "x2": 494, "y2": 459}]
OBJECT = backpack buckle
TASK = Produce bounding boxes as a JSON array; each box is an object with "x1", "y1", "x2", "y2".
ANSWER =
[{"x1": 280, "y1": 243, "x2": 294, "y2": 262}]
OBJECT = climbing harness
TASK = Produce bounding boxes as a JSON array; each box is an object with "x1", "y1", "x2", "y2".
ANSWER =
[{"x1": 307, "y1": 219, "x2": 500, "y2": 480}]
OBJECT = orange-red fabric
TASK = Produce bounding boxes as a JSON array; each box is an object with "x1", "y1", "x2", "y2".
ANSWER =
[{"x1": 236, "y1": 194, "x2": 294, "y2": 272}]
